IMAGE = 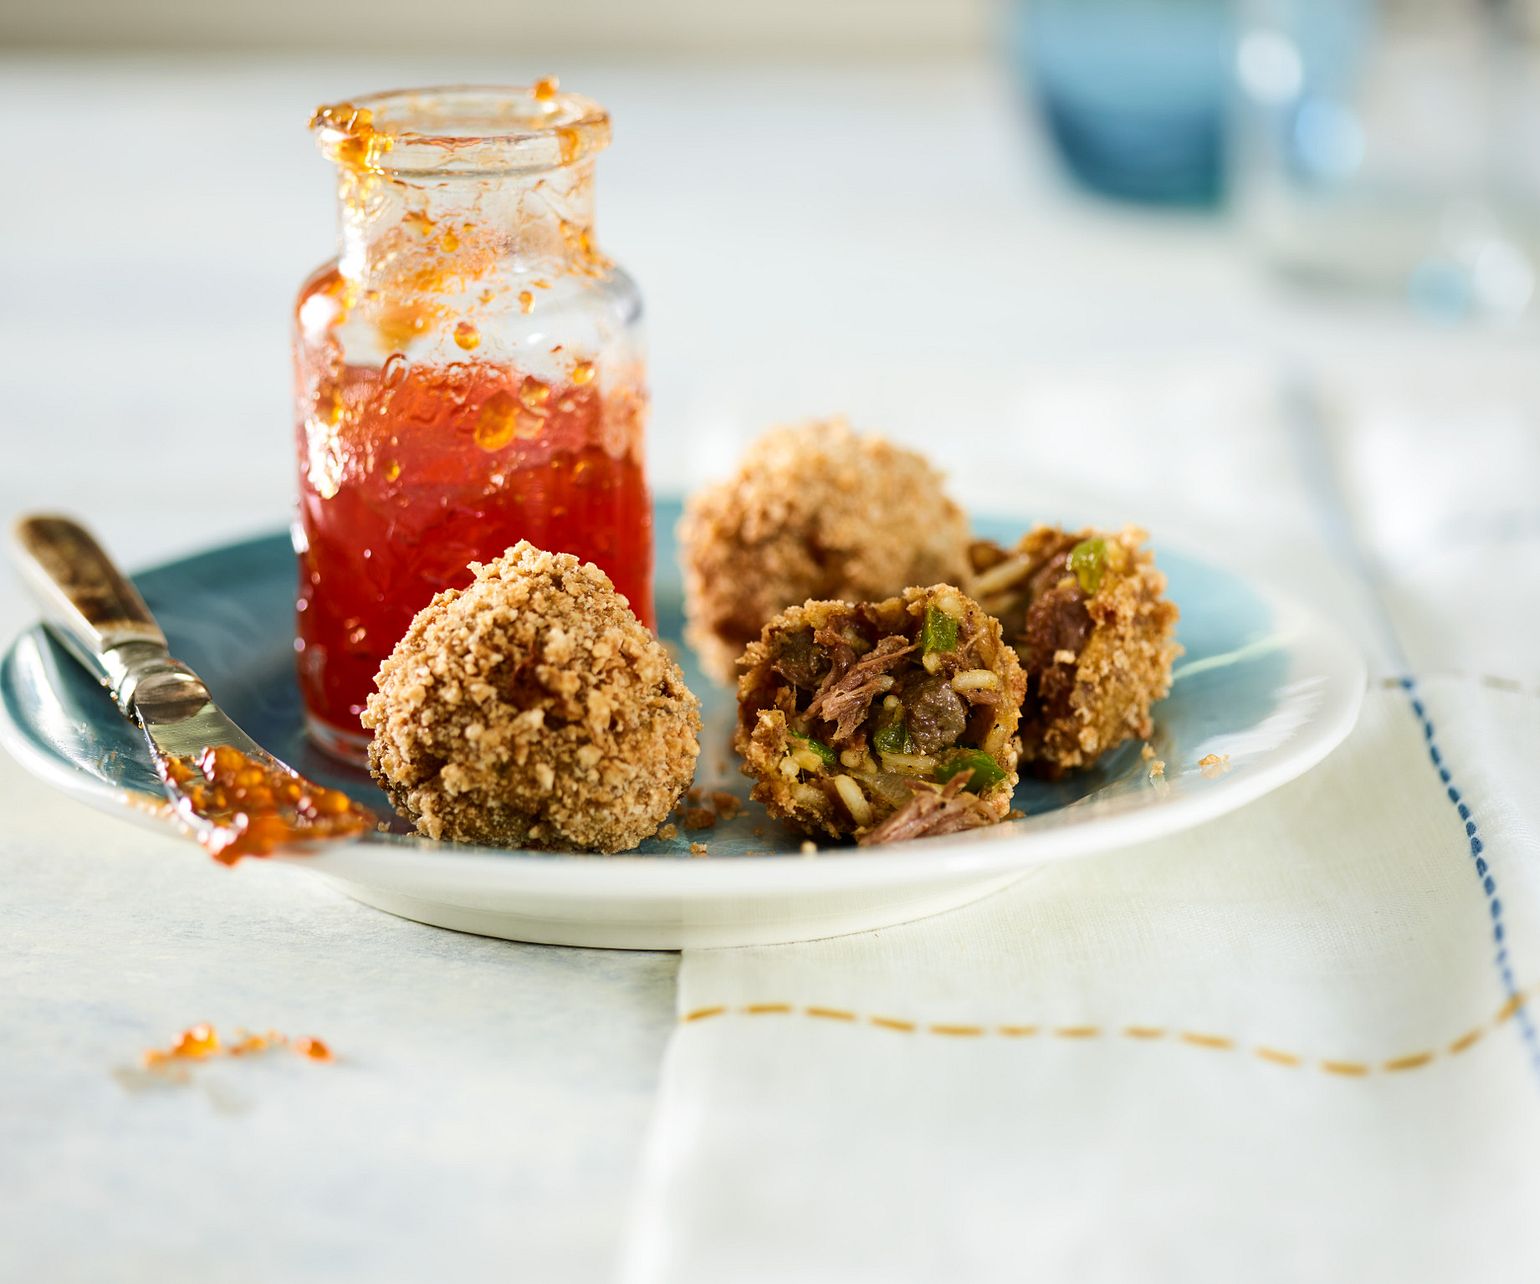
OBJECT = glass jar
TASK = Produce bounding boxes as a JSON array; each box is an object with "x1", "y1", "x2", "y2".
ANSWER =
[
  {"x1": 294, "y1": 83, "x2": 653, "y2": 763},
  {"x1": 1234, "y1": 0, "x2": 1540, "y2": 317}
]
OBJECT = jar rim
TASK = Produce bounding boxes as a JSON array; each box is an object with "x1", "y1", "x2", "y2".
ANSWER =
[{"x1": 310, "y1": 83, "x2": 611, "y2": 177}]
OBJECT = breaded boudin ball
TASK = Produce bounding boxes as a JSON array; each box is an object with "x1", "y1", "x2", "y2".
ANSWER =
[
  {"x1": 969, "y1": 526, "x2": 1180, "y2": 778},
  {"x1": 679, "y1": 418, "x2": 972, "y2": 684},
  {"x1": 736, "y1": 585, "x2": 1025, "y2": 845},
  {"x1": 363, "y1": 542, "x2": 700, "y2": 853}
]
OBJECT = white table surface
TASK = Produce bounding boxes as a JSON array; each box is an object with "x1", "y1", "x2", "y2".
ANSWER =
[{"x1": 3, "y1": 51, "x2": 1537, "y2": 1282}]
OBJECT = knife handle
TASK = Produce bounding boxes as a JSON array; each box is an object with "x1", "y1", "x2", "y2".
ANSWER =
[{"x1": 11, "y1": 514, "x2": 183, "y2": 715}]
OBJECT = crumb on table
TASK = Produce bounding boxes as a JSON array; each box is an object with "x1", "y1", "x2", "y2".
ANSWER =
[
  {"x1": 689, "y1": 841, "x2": 709, "y2": 856},
  {"x1": 1198, "y1": 752, "x2": 1230, "y2": 778}
]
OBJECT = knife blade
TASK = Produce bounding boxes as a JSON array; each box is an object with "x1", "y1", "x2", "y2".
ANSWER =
[{"x1": 11, "y1": 514, "x2": 376, "y2": 859}]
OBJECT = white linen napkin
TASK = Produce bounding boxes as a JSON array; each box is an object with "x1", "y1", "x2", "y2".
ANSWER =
[{"x1": 618, "y1": 370, "x2": 1540, "y2": 1283}]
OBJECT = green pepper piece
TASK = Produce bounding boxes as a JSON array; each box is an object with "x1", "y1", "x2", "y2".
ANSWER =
[
  {"x1": 921, "y1": 605, "x2": 959, "y2": 654},
  {"x1": 791, "y1": 732, "x2": 837, "y2": 768},
  {"x1": 872, "y1": 718, "x2": 913, "y2": 756},
  {"x1": 1068, "y1": 537, "x2": 1107, "y2": 595},
  {"x1": 934, "y1": 749, "x2": 1007, "y2": 793}
]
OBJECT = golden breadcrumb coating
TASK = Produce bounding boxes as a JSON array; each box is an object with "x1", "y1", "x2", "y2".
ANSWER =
[
  {"x1": 363, "y1": 543, "x2": 700, "y2": 853},
  {"x1": 736, "y1": 585, "x2": 1024, "y2": 843},
  {"x1": 679, "y1": 418, "x2": 972, "y2": 684},
  {"x1": 969, "y1": 526, "x2": 1180, "y2": 778}
]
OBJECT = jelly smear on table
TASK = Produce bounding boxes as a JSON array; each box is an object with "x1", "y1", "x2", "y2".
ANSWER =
[
  {"x1": 158, "y1": 745, "x2": 375, "y2": 863},
  {"x1": 141, "y1": 1024, "x2": 335, "y2": 1070},
  {"x1": 293, "y1": 348, "x2": 654, "y2": 755}
]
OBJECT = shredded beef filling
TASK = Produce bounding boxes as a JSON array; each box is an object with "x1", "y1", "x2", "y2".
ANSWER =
[
  {"x1": 971, "y1": 536, "x2": 1093, "y2": 743},
  {"x1": 857, "y1": 775, "x2": 995, "y2": 846},
  {"x1": 803, "y1": 635, "x2": 914, "y2": 741},
  {"x1": 1021, "y1": 584, "x2": 1092, "y2": 664},
  {"x1": 771, "y1": 628, "x2": 825, "y2": 689},
  {"x1": 1016, "y1": 583, "x2": 1090, "y2": 747},
  {"x1": 792, "y1": 616, "x2": 978, "y2": 759},
  {"x1": 737, "y1": 585, "x2": 1024, "y2": 845}
]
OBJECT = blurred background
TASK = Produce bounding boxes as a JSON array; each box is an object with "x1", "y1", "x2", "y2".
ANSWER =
[{"x1": 2, "y1": 0, "x2": 1537, "y2": 591}]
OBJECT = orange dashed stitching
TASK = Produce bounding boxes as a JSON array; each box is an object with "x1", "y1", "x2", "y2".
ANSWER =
[
  {"x1": 805, "y1": 1006, "x2": 856, "y2": 1022},
  {"x1": 1448, "y1": 1028, "x2": 1484, "y2": 1054},
  {"x1": 1321, "y1": 1060, "x2": 1371, "y2": 1077},
  {"x1": 679, "y1": 983, "x2": 1540, "y2": 1078}
]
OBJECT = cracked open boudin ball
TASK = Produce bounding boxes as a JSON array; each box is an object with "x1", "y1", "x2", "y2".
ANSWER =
[
  {"x1": 969, "y1": 526, "x2": 1180, "y2": 778},
  {"x1": 736, "y1": 585, "x2": 1025, "y2": 844},
  {"x1": 679, "y1": 418, "x2": 972, "y2": 684},
  {"x1": 362, "y1": 543, "x2": 700, "y2": 853}
]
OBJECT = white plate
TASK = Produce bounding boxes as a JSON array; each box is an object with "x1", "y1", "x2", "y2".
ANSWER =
[{"x1": 0, "y1": 503, "x2": 1364, "y2": 947}]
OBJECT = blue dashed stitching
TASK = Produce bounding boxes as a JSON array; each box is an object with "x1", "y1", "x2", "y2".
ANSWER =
[
  {"x1": 1401, "y1": 675, "x2": 1537, "y2": 1069},
  {"x1": 1286, "y1": 384, "x2": 1537, "y2": 1080}
]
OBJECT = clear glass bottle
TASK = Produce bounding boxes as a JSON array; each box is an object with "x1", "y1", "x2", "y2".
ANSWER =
[
  {"x1": 294, "y1": 83, "x2": 653, "y2": 763},
  {"x1": 1234, "y1": 0, "x2": 1540, "y2": 317}
]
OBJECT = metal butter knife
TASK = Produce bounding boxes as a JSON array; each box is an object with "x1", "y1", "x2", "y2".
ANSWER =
[{"x1": 11, "y1": 515, "x2": 374, "y2": 857}]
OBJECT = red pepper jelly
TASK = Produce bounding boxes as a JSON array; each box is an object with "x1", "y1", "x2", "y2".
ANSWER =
[{"x1": 296, "y1": 85, "x2": 653, "y2": 762}]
